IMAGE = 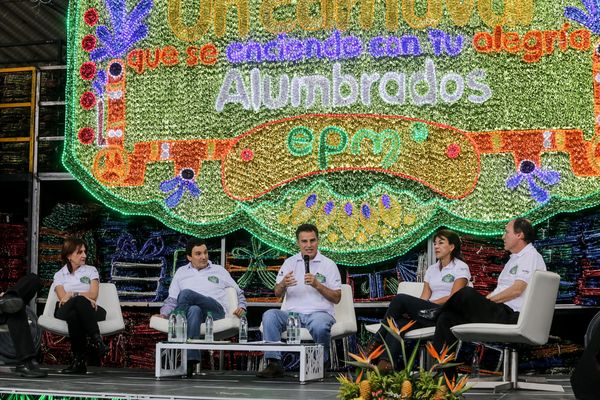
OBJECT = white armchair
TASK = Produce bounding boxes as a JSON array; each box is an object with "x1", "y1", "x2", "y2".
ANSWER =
[
  {"x1": 149, "y1": 287, "x2": 240, "y2": 340},
  {"x1": 451, "y1": 270, "x2": 562, "y2": 392},
  {"x1": 365, "y1": 281, "x2": 425, "y2": 335},
  {"x1": 38, "y1": 283, "x2": 125, "y2": 336}
]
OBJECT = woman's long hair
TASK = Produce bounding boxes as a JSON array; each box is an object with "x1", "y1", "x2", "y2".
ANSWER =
[
  {"x1": 61, "y1": 237, "x2": 87, "y2": 273},
  {"x1": 433, "y1": 229, "x2": 463, "y2": 261}
]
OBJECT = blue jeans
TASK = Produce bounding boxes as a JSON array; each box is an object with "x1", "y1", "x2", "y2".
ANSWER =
[
  {"x1": 176, "y1": 289, "x2": 225, "y2": 361},
  {"x1": 261, "y1": 309, "x2": 335, "y2": 362}
]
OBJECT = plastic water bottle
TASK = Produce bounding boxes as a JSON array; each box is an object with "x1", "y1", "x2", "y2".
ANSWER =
[
  {"x1": 175, "y1": 311, "x2": 187, "y2": 343},
  {"x1": 205, "y1": 311, "x2": 214, "y2": 342},
  {"x1": 239, "y1": 313, "x2": 248, "y2": 343},
  {"x1": 471, "y1": 350, "x2": 480, "y2": 378},
  {"x1": 293, "y1": 313, "x2": 301, "y2": 344},
  {"x1": 287, "y1": 312, "x2": 296, "y2": 344},
  {"x1": 168, "y1": 312, "x2": 177, "y2": 342}
]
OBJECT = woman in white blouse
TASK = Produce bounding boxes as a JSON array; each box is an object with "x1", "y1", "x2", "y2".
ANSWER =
[
  {"x1": 371, "y1": 229, "x2": 471, "y2": 372},
  {"x1": 53, "y1": 238, "x2": 107, "y2": 374}
]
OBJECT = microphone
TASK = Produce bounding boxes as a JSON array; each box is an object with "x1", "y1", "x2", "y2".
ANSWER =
[{"x1": 303, "y1": 254, "x2": 310, "y2": 275}]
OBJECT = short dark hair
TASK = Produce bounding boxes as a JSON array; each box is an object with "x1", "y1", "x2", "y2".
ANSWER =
[
  {"x1": 61, "y1": 237, "x2": 87, "y2": 273},
  {"x1": 513, "y1": 218, "x2": 535, "y2": 243},
  {"x1": 295, "y1": 223, "x2": 319, "y2": 240},
  {"x1": 186, "y1": 237, "x2": 207, "y2": 256},
  {"x1": 433, "y1": 229, "x2": 463, "y2": 261}
]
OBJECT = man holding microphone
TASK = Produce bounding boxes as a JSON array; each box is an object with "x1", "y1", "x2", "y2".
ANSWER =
[{"x1": 257, "y1": 223, "x2": 342, "y2": 378}]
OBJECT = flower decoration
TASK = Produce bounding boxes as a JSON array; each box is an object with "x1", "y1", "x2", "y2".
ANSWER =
[
  {"x1": 347, "y1": 344, "x2": 385, "y2": 367},
  {"x1": 80, "y1": 91, "x2": 96, "y2": 110},
  {"x1": 241, "y1": 148, "x2": 254, "y2": 162},
  {"x1": 78, "y1": 127, "x2": 95, "y2": 144},
  {"x1": 425, "y1": 342, "x2": 456, "y2": 365},
  {"x1": 410, "y1": 122, "x2": 429, "y2": 142},
  {"x1": 446, "y1": 143, "x2": 461, "y2": 159},
  {"x1": 386, "y1": 317, "x2": 416, "y2": 336},
  {"x1": 305, "y1": 193, "x2": 317, "y2": 208},
  {"x1": 506, "y1": 160, "x2": 560, "y2": 203},
  {"x1": 565, "y1": 0, "x2": 600, "y2": 34},
  {"x1": 90, "y1": 0, "x2": 154, "y2": 62},
  {"x1": 92, "y1": 70, "x2": 107, "y2": 96},
  {"x1": 81, "y1": 35, "x2": 97, "y2": 52},
  {"x1": 324, "y1": 200, "x2": 335, "y2": 215},
  {"x1": 79, "y1": 61, "x2": 97, "y2": 80},
  {"x1": 159, "y1": 168, "x2": 202, "y2": 208},
  {"x1": 83, "y1": 8, "x2": 99, "y2": 26}
]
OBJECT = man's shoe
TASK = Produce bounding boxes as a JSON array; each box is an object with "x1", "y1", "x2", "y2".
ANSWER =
[
  {"x1": 186, "y1": 360, "x2": 199, "y2": 378},
  {"x1": 418, "y1": 307, "x2": 442, "y2": 321},
  {"x1": 0, "y1": 296, "x2": 23, "y2": 314},
  {"x1": 256, "y1": 361, "x2": 285, "y2": 378},
  {"x1": 15, "y1": 359, "x2": 47, "y2": 378}
]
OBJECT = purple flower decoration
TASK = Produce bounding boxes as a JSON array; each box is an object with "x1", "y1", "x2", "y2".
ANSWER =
[
  {"x1": 159, "y1": 168, "x2": 201, "y2": 208},
  {"x1": 344, "y1": 202, "x2": 353, "y2": 216},
  {"x1": 381, "y1": 194, "x2": 391, "y2": 209},
  {"x1": 361, "y1": 204, "x2": 371, "y2": 219},
  {"x1": 324, "y1": 201, "x2": 335, "y2": 215},
  {"x1": 506, "y1": 160, "x2": 560, "y2": 203},
  {"x1": 305, "y1": 194, "x2": 317, "y2": 208},
  {"x1": 565, "y1": 0, "x2": 600, "y2": 35}
]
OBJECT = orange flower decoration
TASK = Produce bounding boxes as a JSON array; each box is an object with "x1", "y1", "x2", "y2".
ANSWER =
[
  {"x1": 386, "y1": 317, "x2": 416, "y2": 335},
  {"x1": 348, "y1": 344, "x2": 385, "y2": 364},
  {"x1": 444, "y1": 373, "x2": 469, "y2": 394},
  {"x1": 425, "y1": 342, "x2": 456, "y2": 364}
]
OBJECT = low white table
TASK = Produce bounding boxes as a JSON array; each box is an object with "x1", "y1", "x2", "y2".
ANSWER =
[{"x1": 155, "y1": 341, "x2": 324, "y2": 383}]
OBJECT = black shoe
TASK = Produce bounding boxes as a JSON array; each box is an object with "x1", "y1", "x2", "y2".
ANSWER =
[
  {"x1": 60, "y1": 356, "x2": 87, "y2": 374},
  {"x1": 256, "y1": 361, "x2": 285, "y2": 378},
  {"x1": 418, "y1": 307, "x2": 442, "y2": 321},
  {"x1": 186, "y1": 360, "x2": 199, "y2": 378},
  {"x1": 0, "y1": 296, "x2": 23, "y2": 314},
  {"x1": 15, "y1": 359, "x2": 47, "y2": 378},
  {"x1": 92, "y1": 333, "x2": 108, "y2": 357}
]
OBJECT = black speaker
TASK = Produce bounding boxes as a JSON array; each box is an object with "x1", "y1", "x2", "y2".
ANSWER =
[{"x1": 571, "y1": 311, "x2": 600, "y2": 400}]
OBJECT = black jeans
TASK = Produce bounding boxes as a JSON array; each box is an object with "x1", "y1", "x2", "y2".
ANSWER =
[
  {"x1": 54, "y1": 296, "x2": 106, "y2": 355},
  {"x1": 433, "y1": 287, "x2": 519, "y2": 378},
  {"x1": 0, "y1": 273, "x2": 42, "y2": 362},
  {"x1": 376, "y1": 294, "x2": 438, "y2": 362}
]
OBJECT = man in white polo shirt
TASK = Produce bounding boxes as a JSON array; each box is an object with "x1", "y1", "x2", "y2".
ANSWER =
[
  {"x1": 430, "y1": 218, "x2": 546, "y2": 377},
  {"x1": 158, "y1": 238, "x2": 246, "y2": 373},
  {"x1": 257, "y1": 223, "x2": 342, "y2": 378}
]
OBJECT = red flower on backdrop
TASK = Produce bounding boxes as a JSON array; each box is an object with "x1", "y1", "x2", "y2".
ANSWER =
[
  {"x1": 80, "y1": 61, "x2": 96, "y2": 80},
  {"x1": 81, "y1": 35, "x2": 97, "y2": 52},
  {"x1": 80, "y1": 91, "x2": 96, "y2": 110},
  {"x1": 83, "y1": 8, "x2": 99, "y2": 26},
  {"x1": 446, "y1": 143, "x2": 461, "y2": 159},
  {"x1": 241, "y1": 148, "x2": 254, "y2": 162},
  {"x1": 78, "y1": 127, "x2": 95, "y2": 144}
]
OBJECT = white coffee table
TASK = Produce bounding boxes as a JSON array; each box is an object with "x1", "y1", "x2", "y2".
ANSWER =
[{"x1": 155, "y1": 341, "x2": 324, "y2": 383}]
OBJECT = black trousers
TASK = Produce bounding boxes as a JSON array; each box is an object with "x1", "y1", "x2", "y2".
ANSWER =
[
  {"x1": 54, "y1": 296, "x2": 106, "y2": 355},
  {"x1": 0, "y1": 273, "x2": 42, "y2": 362},
  {"x1": 375, "y1": 294, "x2": 438, "y2": 362},
  {"x1": 433, "y1": 286, "x2": 519, "y2": 353}
]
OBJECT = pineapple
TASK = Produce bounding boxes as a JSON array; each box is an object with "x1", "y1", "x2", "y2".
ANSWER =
[
  {"x1": 433, "y1": 386, "x2": 447, "y2": 400},
  {"x1": 401, "y1": 379, "x2": 413, "y2": 399},
  {"x1": 359, "y1": 380, "x2": 372, "y2": 400}
]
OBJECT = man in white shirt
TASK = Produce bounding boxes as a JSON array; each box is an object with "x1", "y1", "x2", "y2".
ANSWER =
[
  {"x1": 257, "y1": 224, "x2": 342, "y2": 378},
  {"x1": 431, "y1": 218, "x2": 547, "y2": 376},
  {"x1": 158, "y1": 238, "x2": 246, "y2": 373}
]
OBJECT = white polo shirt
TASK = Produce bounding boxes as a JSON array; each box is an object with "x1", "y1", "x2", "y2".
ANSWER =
[
  {"x1": 277, "y1": 251, "x2": 342, "y2": 317},
  {"x1": 168, "y1": 261, "x2": 246, "y2": 313},
  {"x1": 53, "y1": 264, "x2": 99, "y2": 293},
  {"x1": 489, "y1": 243, "x2": 546, "y2": 312},
  {"x1": 424, "y1": 259, "x2": 471, "y2": 302}
]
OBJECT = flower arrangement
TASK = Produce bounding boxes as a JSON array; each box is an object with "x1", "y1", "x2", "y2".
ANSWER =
[{"x1": 338, "y1": 320, "x2": 471, "y2": 400}]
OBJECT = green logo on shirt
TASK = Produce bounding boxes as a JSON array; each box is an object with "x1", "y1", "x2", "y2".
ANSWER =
[
  {"x1": 509, "y1": 265, "x2": 518, "y2": 275},
  {"x1": 208, "y1": 276, "x2": 219, "y2": 284},
  {"x1": 315, "y1": 273, "x2": 326, "y2": 283},
  {"x1": 80, "y1": 276, "x2": 90, "y2": 284},
  {"x1": 442, "y1": 274, "x2": 455, "y2": 283}
]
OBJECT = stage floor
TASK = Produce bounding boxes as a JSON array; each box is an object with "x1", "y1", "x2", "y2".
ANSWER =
[{"x1": 0, "y1": 367, "x2": 576, "y2": 399}]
